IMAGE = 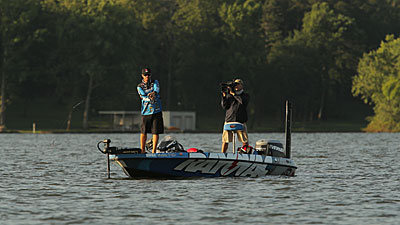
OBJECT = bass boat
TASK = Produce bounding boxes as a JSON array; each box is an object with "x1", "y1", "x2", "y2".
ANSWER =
[{"x1": 97, "y1": 101, "x2": 297, "y2": 178}]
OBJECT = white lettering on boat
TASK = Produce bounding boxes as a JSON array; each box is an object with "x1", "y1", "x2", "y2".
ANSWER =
[
  {"x1": 186, "y1": 160, "x2": 217, "y2": 173},
  {"x1": 174, "y1": 157, "x2": 269, "y2": 178},
  {"x1": 174, "y1": 159, "x2": 195, "y2": 170},
  {"x1": 269, "y1": 145, "x2": 284, "y2": 151}
]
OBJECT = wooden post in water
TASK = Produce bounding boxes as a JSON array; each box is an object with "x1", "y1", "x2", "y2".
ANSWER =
[{"x1": 285, "y1": 100, "x2": 292, "y2": 158}]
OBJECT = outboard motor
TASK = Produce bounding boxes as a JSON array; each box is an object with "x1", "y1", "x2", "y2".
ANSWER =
[
  {"x1": 255, "y1": 139, "x2": 286, "y2": 157},
  {"x1": 156, "y1": 135, "x2": 185, "y2": 153}
]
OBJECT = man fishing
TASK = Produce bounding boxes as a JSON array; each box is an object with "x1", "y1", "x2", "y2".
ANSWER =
[{"x1": 137, "y1": 68, "x2": 164, "y2": 153}]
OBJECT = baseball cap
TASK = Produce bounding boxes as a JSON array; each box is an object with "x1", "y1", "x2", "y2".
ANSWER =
[
  {"x1": 142, "y1": 68, "x2": 151, "y2": 75},
  {"x1": 234, "y1": 79, "x2": 243, "y2": 85}
]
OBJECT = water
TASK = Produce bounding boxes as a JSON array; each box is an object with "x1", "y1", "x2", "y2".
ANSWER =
[{"x1": 1, "y1": 133, "x2": 399, "y2": 225}]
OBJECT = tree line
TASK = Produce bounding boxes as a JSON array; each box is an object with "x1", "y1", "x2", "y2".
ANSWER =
[{"x1": 1, "y1": 0, "x2": 400, "y2": 131}]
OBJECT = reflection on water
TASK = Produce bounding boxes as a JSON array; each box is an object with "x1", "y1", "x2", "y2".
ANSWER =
[{"x1": 1, "y1": 133, "x2": 399, "y2": 224}]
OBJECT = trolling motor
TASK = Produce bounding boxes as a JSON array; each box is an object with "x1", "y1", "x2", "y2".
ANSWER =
[
  {"x1": 96, "y1": 139, "x2": 142, "y2": 178},
  {"x1": 97, "y1": 139, "x2": 141, "y2": 154},
  {"x1": 97, "y1": 139, "x2": 115, "y2": 154},
  {"x1": 96, "y1": 139, "x2": 113, "y2": 178}
]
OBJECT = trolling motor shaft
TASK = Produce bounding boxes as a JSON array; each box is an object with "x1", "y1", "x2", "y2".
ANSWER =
[
  {"x1": 96, "y1": 139, "x2": 112, "y2": 179},
  {"x1": 104, "y1": 139, "x2": 111, "y2": 179}
]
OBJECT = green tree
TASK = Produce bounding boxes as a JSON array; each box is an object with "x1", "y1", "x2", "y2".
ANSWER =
[
  {"x1": 169, "y1": 0, "x2": 225, "y2": 114},
  {"x1": 0, "y1": 0, "x2": 45, "y2": 131},
  {"x1": 261, "y1": 0, "x2": 310, "y2": 50},
  {"x1": 301, "y1": 2, "x2": 357, "y2": 120},
  {"x1": 352, "y1": 35, "x2": 400, "y2": 132},
  {"x1": 268, "y1": 2, "x2": 357, "y2": 121},
  {"x1": 41, "y1": 0, "x2": 143, "y2": 130}
]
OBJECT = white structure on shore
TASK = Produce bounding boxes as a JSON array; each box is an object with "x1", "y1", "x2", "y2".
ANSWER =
[{"x1": 98, "y1": 110, "x2": 196, "y2": 131}]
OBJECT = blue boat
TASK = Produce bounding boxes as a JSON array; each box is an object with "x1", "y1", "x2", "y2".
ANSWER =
[
  {"x1": 97, "y1": 101, "x2": 297, "y2": 178},
  {"x1": 107, "y1": 151, "x2": 296, "y2": 178}
]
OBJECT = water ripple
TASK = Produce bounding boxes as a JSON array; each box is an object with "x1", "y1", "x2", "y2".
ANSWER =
[{"x1": 1, "y1": 133, "x2": 400, "y2": 224}]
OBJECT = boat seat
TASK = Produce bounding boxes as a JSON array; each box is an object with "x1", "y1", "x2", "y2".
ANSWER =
[
  {"x1": 223, "y1": 122, "x2": 244, "y2": 154},
  {"x1": 223, "y1": 122, "x2": 244, "y2": 131}
]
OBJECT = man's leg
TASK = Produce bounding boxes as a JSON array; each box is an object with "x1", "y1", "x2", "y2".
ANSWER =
[
  {"x1": 238, "y1": 125, "x2": 249, "y2": 147},
  {"x1": 221, "y1": 129, "x2": 231, "y2": 153},
  {"x1": 221, "y1": 142, "x2": 229, "y2": 153},
  {"x1": 152, "y1": 134, "x2": 159, "y2": 153},
  {"x1": 140, "y1": 133, "x2": 147, "y2": 153}
]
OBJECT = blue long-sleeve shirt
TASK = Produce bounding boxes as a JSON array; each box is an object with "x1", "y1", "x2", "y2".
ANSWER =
[{"x1": 137, "y1": 79, "x2": 162, "y2": 115}]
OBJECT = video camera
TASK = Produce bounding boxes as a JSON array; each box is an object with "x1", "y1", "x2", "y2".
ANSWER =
[{"x1": 220, "y1": 80, "x2": 237, "y2": 94}]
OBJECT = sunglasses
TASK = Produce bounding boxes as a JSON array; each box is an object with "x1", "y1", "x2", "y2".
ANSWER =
[{"x1": 143, "y1": 74, "x2": 151, "y2": 76}]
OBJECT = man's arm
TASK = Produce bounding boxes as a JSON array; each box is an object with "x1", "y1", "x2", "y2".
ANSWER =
[
  {"x1": 137, "y1": 86, "x2": 150, "y2": 101},
  {"x1": 153, "y1": 80, "x2": 160, "y2": 93},
  {"x1": 221, "y1": 93, "x2": 231, "y2": 109},
  {"x1": 232, "y1": 95, "x2": 243, "y2": 105},
  {"x1": 147, "y1": 80, "x2": 160, "y2": 101}
]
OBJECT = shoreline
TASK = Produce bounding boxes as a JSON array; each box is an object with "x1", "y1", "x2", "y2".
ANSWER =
[
  {"x1": 0, "y1": 119, "x2": 372, "y2": 133},
  {"x1": 0, "y1": 128, "x2": 370, "y2": 134}
]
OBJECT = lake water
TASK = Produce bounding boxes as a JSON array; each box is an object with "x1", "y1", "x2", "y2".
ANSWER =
[{"x1": 1, "y1": 133, "x2": 399, "y2": 225}]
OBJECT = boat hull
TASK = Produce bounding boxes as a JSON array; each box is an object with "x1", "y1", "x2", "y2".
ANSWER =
[{"x1": 110, "y1": 152, "x2": 296, "y2": 178}]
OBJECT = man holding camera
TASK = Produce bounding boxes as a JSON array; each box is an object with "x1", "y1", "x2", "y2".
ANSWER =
[
  {"x1": 137, "y1": 68, "x2": 164, "y2": 154},
  {"x1": 220, "y1": 78, "x2": 249, "y2": 153}
]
